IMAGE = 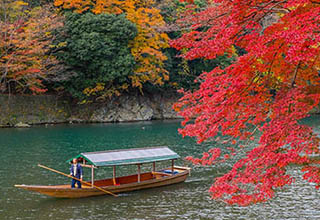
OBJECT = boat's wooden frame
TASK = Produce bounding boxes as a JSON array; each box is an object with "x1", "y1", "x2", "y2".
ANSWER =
[{"x1": 15, "y1": 166, "x2": 191, "y2": 198}]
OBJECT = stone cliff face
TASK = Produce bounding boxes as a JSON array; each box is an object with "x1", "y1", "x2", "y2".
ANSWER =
[
  {"x1": 0, "y1": 95, "x2": 69, "y2": 127},
  {"x1": 88, "y1": 94, "x2": 180, "y2": 122},
  {"x1": 0, "y1": 93, "x2": 181, "y2": 127}
]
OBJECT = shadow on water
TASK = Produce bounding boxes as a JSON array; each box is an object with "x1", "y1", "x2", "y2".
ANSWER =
[{"x1": 1, "y1": 118, "x2": 320, "y2": 219}]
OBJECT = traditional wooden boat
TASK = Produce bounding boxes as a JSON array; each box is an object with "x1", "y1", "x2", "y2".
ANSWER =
[{"x1": 15, "y1": 146, "x2": 191, "y2": 198}]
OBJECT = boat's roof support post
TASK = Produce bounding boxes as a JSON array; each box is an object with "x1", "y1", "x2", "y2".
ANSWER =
[
  {"x1": 171, "y1": 159, "x2": 174, "y2": 173},
  {"x1": 91, "y1": 165, "x2": 94, "y2": 187},
  {"x1": 152, "y1": 162, "x2": 156, "y2": 172},
  {"x1": 137, "y1": 164, "x2": 141, "y2": 183},
  {"x1": 113, "y1": 165, "x2": 116, "y2": 185}
]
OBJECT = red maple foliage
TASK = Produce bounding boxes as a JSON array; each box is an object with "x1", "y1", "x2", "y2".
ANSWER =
[
  {"x1": 172, "y1": 0, "x2": 320, "y2": 205},
  {"x1": 0, "y1": 2, "x2": 63, "y2": 94}
]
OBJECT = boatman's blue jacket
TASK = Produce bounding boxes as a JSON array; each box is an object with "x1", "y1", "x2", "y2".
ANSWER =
[{"x1": 70, "y1": 163, "x2": 83, "y2": 179}]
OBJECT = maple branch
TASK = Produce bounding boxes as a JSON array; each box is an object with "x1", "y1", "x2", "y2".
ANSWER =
[
  {"x1": 233, "y1": 1, "x2": 288, "y2": 42},
  {"x1": 266, "y1": 43, "x2": 284, "y2": 76},
  {"x1": 239, "y1": 72, "x2": 262, "y2": 96},
  {"x1": 254, "y1": 0, "x2": 290, "y2": 13},
  {"x1": 267, "y1": 52, "x2": 278, "y2": 74},
  {"x1": 291, "y1": 61, "x2": 301, "y2": 88}
]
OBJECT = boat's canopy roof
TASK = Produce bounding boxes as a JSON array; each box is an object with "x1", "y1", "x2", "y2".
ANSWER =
[{"x1": 67, "y1": 146, "x2": 180, "y2": 167}]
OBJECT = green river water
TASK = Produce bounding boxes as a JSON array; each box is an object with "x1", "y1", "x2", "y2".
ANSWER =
[{"x1": 1, "y1": 119, "x2": 320, "y2": 220}]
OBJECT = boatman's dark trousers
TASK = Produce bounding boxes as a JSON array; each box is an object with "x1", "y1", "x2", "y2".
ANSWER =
[{"x1": 71, "y1": 178, "x2": 81, "y2": 188}]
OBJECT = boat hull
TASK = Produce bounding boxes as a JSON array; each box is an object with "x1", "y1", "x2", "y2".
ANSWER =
[{"x1": 15, "y1": 167, "x2": 190, "y2": 198}]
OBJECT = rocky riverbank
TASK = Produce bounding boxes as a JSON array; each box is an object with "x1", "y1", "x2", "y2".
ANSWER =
[
  {"x1": 0, "y1": 93, "x2": 181, "y2": 127},
  {"x1": 2, "y1": 93, "x2": 320, "y2": 128}
]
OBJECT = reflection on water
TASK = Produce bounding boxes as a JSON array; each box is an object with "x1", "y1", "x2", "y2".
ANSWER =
[{"x1": 1, "y1": 119, "x2": 320, "y2": 219}]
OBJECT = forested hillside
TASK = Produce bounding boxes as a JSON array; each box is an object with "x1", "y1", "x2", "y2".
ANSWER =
[{"x1": 0, "y1": 0, "x2": 231, "y2": 102}]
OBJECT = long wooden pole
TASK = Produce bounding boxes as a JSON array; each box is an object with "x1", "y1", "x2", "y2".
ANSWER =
[{"x1": 38, "y1": 164, "x2": 117, "y2": 197}]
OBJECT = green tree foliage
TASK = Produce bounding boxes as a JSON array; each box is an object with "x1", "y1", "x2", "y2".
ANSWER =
[
  {"x1": 53, "y1": 13, "x2": 137, "y2": 100},
  {"x1": 148, "y1": 0, "x2": 234, "y2": 92},
  {"x1": 164, "y1": 52, "x2": 234, "y2": 91}
]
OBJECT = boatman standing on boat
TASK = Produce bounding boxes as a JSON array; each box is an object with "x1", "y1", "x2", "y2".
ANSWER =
[{"x1": 70, "y1": 158, "x2": 83, "y2": 188}]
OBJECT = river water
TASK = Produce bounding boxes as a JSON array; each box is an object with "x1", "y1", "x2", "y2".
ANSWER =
[{"x1": 1, "y1": 119, "x2": 320, "y2": 220}]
